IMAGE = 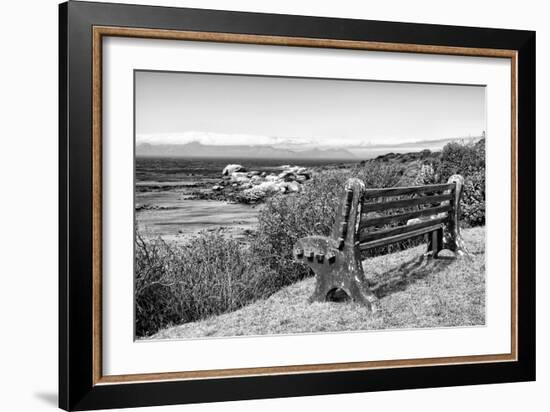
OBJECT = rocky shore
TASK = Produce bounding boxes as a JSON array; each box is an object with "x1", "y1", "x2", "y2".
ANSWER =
[{"x1": 188, "y1": 163, "x2": 312, "y2": 204}]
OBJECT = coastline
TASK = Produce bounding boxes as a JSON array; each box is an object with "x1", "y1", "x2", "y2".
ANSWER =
[{"x1": 135, "y1": 157, "x2": 352, "y2": 244}]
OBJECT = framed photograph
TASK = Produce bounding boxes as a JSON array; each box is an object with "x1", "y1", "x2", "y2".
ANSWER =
[{"x1": 59, "y1": 1, "x2": 535, "y2": 410}]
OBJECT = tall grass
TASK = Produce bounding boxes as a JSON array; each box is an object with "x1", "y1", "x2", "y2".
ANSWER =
[{"x1": 135, "y1": 232, "x2": 276, "y2": 337}]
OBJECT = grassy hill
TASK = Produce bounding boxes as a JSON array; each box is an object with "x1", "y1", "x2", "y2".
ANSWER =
[{"x1": 149, "y1": 227, "x2": 485, "y2": 340}]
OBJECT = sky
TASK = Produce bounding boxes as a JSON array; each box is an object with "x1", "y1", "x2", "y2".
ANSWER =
[{"x1": 135, "y1": 70, "x2": 486, "y2": 156}]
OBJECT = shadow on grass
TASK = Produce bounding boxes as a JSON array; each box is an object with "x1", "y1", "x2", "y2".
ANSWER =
[{"x1": 370, "y1": 254, "x2": 455, "y2": 299}]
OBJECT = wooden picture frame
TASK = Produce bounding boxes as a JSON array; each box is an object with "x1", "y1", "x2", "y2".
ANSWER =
[{"x1": 59, "y1": 1, "x2": 535, "y2": 410}]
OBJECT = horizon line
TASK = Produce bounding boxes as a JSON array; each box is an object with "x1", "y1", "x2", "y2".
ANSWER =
[{"x1": 136, "y1": 134, "x2": 484, "y2": 149}]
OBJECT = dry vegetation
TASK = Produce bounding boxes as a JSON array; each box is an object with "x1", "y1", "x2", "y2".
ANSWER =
[
  {"x1": 136, "y1": 140, "x2": 486, "y2": 338},
  {"x1": 150, "y1": 227, "x2": 485, "y2": 339}
]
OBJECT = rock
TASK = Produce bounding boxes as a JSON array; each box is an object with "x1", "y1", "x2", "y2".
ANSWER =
[
  {"x1": 278, "y1": 170, "x2": 296, "y2": 181},
  {"x1": 222, "y1": 164, "x2": 247, "y2": 176},
  {"x1": 213, "y1": 164, "x2": 313, "y2": 202},
  {"x1": 287, "y1": 181, "x2": 301, "y2": 193},
  {"x1": 135, "y1": 204, "x2": 160, "y2": 211},
  {"x1": 230, "y1": 172, "x2": 251, "y2": 184},
  {"x1": 250, "y1": 175, "x2": 263, "y2": 184},
  {"x1": 242, "y1": 181, "x2": 282, "y2": 198}
]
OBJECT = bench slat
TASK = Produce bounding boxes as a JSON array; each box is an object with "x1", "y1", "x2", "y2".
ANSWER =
[
  {"x1": 359, "y1": 216, "x2": 448, "y2": 243},
  {"x1": 363, "y1": 183, "x2": 454, "y2": 199},
  {"x1": 361, "y1": 204, "x2": 451, "y2": 228},
  {"x1": 358, "y1": 223, "x2": 443, "y2": 251},
  {"x1": 362, "y1": 193, "x2": 453, "y2": 213}
]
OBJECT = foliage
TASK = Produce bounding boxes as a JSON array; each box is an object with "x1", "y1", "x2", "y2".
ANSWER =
[
  {"x1": 135, "y1": 232, "x2": 276, "y2": 337},
  {"x1": 434, "y1": 139, "x2": 486, "y2": 226},
  {"x1": 460, "y1": 169, "x2": 486, "y2": 226},
  {"x1": 152, "y1": 227, "x2": 486, "y2": 339},
  {"x1": 254, "y1": 163, "x2": 404, "y2": 281},
  {"x1": 136, "y1": 140, "x2": 487, "y2": 336}
]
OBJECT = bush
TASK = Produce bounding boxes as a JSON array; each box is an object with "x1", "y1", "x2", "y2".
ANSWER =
[
  {"x1": 434, "y1": 139, "x2": 485, "y2": 226},
  {"x1": 135, "y1": 232, "x2": 276, "y2": 337},
  {"x1": 461, "y1": 170, "x2": 485, "y2": 226},
  {"x1": 135, "y1": 163, "x2": 404, "y2": 336},
  {"x1": 253, "y1": 170, "x2": 346, "y2": 284},
  {"x1": 436, "y1": 139, "x2": 485, "y2": 180},
  {"x1": 254, "y1": 163, "x2": 404, "y2": 282},
  {"x1": 136, "y1": 141, "x2": 486, "y2": 336}
]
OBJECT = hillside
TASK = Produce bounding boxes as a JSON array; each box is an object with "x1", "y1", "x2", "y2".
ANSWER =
[{"x1": 149, "y1": 227, "x2": 485, "y2": 340}]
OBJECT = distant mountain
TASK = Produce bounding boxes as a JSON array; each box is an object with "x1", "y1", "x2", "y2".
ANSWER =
[{"x1": 136, "y1": 141, "x2": 356, "y2": 160}]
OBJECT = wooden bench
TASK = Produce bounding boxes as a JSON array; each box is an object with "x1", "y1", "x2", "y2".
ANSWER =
[{"x1": 293, "y1": 174, "x2": 468, "y2": 312}]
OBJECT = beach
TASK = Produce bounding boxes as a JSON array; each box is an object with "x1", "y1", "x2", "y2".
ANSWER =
[{"x1": 135, "y1": 157, "x2": 346, "y2": 244}]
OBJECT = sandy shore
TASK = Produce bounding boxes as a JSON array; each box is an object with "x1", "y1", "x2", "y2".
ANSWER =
[{"x1": 136, "y1": 192, "x2": 260, "y2": 245}]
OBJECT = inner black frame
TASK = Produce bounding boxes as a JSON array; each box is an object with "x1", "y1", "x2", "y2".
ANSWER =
[{"x1": 59, "y1": 1, "x2": 536, "y2": 410}]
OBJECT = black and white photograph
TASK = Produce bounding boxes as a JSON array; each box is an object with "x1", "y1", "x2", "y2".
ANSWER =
[{"x1": 134, "y1": 71, "x2": 487, "y2": 340}]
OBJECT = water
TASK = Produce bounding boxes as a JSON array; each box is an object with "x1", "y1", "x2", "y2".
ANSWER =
[{"x1": 135, "y1": 157, "x2": 352, "y2": 243}]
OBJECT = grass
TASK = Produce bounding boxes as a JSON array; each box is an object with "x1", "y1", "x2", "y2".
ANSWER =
[
  {"x1": 148, "y1": 226, "x2": 485, "y2": 340},
  {"x1": 135, "y1": 232, "x2": 277, "y2": 337},
  {"x1": 136, "y1": 141, "x2": 486, "y2": 337}
]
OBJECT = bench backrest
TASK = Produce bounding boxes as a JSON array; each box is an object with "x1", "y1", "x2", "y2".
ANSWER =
[{"x1": 332, "y1": 177, "x2": 462, "y2": 253}]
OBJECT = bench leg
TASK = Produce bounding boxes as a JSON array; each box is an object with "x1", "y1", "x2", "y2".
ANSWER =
[
  {"x1": 295, "y1": 236, "x2": 378, "y2": 312},
  {"x1": 427, "y1": 228, "x2": 443, "y2": 258},
  {"x1": 442, "y1": 174, "x2": 471, "y2": 256}
]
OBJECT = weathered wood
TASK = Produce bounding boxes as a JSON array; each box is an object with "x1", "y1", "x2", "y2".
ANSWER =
[
  {"x1": 294, "y1": 178, "x2": 378, "y2": 311},
  {"x1": 427, "y1": 227, "x2": 443, "y2": 257},
  {"x1": 362, "y1": 193, "x2": 453, "y2": 213},
  {"x1": 334, "y1": 188, "x2": 354, "y2": 249},
  {"x1": 361, "y1": 204, "x2": 451, "y2": 228},
  {"x1": 293, "y1": 175, "x2": 467, "y2": 313},
  {"x1": 441, "y1": 175, "x2": 471, "y2": 256},
  {"x1": 431, "y1": 229, "x2": 440, "y2": 256},
  {"x1": 359, "y1": 216, "x2": 448, "y2": 243},
  {"x1": 358, "y1": 223, "x2": 444, "y2": 251},
  {"x1": 362, "y1": 183, "x2": 454, "y2": 199}
]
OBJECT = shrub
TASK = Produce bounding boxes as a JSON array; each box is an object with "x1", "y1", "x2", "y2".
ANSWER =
[
  {"x1": 435, "y1": 139, "x2": 485, "y2": 180},
  {"x1": 253, "y1": 170, "x2": 346, "y2": 284},
  {"x1": 461, "y1": 170, "x2": 485, "y2": 226},
  {"x1": 135, "y1": 163, "x2": 404, "y2": 336},
  {"x1": 136, "y1": 142, "x2": 487, "y2": 336},
  {"x1": 353, "y1": 162, "x2": 404, "y2": 188},
  {"x1": 135, "y1": 232, "x2": 276, "y2": 337},
  {"x1": 434, "y1": 139, "x2": 486, "y2": 226},
  {"x1": 255, "y1": 163, "x2": 404, "y2": 282}
]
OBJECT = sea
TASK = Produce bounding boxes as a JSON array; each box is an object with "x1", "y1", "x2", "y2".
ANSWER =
[{"x1": 135, "y1": 157, "x2": 351, "y2": 243}]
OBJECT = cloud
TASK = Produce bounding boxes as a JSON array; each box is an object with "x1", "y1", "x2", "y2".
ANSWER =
[
  {"x1": 137, "y1": 131, "x2": 301, "y2": 146},
  {"x1": 136, "y1": 131, "x2": 377, "y2": 149},
  {"x1": 136, "y1": 131, "x2": 482, "y2": 151}
]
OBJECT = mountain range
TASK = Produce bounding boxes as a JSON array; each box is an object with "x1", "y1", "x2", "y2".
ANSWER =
[{"x1": 136, "y1": 141, "x2": 356, "y2": 159}]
